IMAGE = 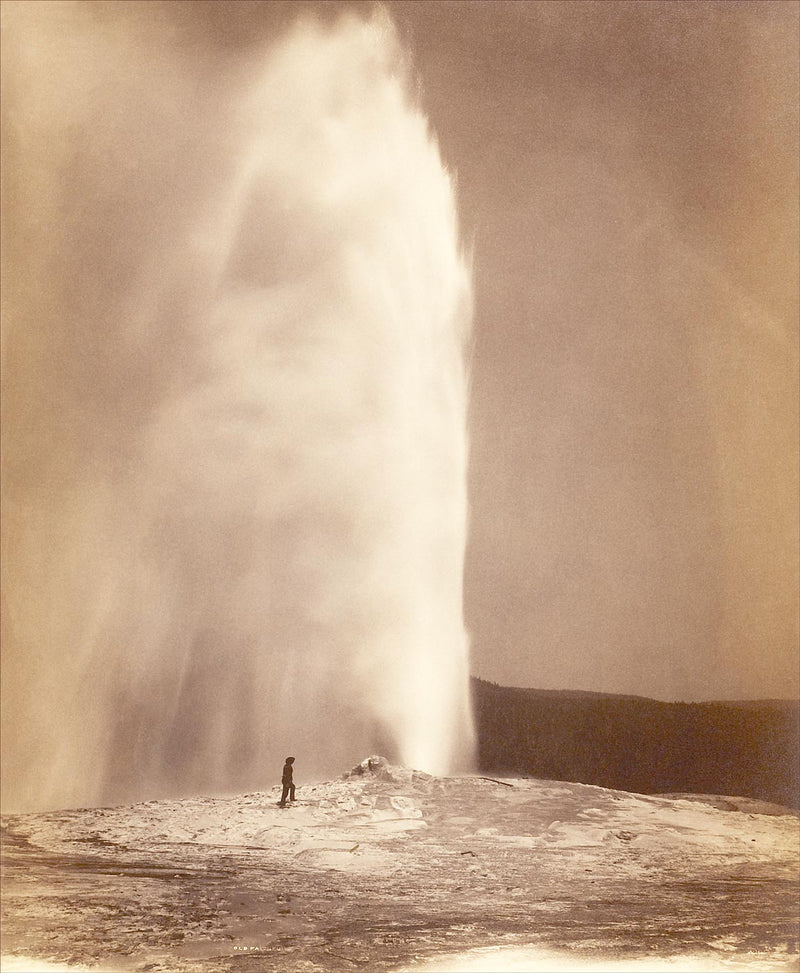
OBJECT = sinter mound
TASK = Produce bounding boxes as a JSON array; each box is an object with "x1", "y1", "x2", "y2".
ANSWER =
[{"x1": 342, "y1": 755, "x2": 432, "y2": 786}]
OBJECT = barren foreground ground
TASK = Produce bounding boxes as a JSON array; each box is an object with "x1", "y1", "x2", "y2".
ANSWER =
[{"x1": 2, "y1": 760, "x2": 798, "y2": 972}]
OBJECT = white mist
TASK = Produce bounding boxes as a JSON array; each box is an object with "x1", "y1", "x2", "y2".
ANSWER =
[{"x1": 2, "y1": 10, "x2": 474, "y2": 810}]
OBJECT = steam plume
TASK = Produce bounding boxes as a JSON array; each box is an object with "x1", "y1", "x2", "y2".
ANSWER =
[{"x1": 1, "y1": 7, "x2": 475, "y2": 810}]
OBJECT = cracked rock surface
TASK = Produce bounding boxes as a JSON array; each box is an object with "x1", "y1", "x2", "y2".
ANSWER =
[{"x1": 2, "y1": 761, "x2": 798, "y2": 972}]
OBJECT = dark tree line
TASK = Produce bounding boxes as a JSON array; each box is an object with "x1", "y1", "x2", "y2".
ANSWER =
[{"x1": 471, "y1": 677, "x2": 800, "y2": 809}]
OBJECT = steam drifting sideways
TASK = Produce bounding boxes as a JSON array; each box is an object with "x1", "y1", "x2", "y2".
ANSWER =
[{"x1": 1, "y1": 8, "x2": 475, "y2": 811}]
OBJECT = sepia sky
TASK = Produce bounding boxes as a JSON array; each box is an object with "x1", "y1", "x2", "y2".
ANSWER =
[
  {"x1": 392, "y1": 0, "x2": 800, "y2": 700},
  {"x1": 3, "y1": 0, "x2": 798, "y2": 705}
]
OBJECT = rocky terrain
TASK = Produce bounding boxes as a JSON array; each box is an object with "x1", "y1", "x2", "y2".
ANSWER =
[{"x1": 2, "y1": 757, "x2": 798, "y2": 972}]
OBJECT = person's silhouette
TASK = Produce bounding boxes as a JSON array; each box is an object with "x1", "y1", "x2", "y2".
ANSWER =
[{"x1": 278, "y1": 756, "x2": 296, "y2": 807}]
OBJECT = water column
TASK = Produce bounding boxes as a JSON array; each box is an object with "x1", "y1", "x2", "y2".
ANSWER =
[{"x1": 2, "y1": 9, "x2": 475, "y2": 810}]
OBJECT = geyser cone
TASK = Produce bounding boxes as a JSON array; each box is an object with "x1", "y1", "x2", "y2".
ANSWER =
[{"x1": 1, "y1": 8, "x2": 474, "y2": 810}]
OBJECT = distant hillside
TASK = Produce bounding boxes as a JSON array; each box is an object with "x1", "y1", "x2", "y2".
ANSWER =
[{"x1": 471, "y1": 677, "x2": 800, "y2": 809}]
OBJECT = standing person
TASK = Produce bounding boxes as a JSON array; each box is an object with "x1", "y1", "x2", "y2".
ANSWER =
[{"x1": 278, "y1": 756, "x2": 296, "y2": 807}]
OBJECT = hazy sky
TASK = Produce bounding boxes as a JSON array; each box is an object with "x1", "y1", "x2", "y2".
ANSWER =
[
  {"x1": 390, "y1": 0, "x2": 799, "y2": 700},
  {"x1": 3, "y1": 0, "x2": 798, "y2": 707}
]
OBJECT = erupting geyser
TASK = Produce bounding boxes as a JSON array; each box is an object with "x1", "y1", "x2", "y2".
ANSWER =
[{"x1": 2, "y1": 9, "x2": 475, "y2": 810}]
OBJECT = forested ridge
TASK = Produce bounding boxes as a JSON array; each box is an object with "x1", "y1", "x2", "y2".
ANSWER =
[{"x1": 471, "y1": 677, "x2": 800, "y2": 809}]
